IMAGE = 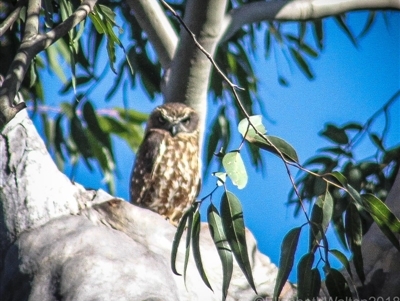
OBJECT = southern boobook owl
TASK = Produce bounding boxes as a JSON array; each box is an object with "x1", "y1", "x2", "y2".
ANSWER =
[{"x1": 130, "y1": 102, "x2": 201, "y2": 225}]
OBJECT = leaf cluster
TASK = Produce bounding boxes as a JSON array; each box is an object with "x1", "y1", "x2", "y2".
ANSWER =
[
  {"x1": 41, "y1": 98, "x2": 147, "y2": 193},
  {"x1": 171, "y1": 191, "x2": 257, "y2": 301}
]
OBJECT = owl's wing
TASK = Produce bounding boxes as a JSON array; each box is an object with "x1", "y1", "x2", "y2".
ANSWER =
[{"x1": 130, "y1": 130, "x2": 166, "y2": 204}]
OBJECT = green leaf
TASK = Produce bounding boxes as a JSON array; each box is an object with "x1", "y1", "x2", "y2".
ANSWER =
[
  {"x1": 309, "y1": 191, "x2": 334, "y2": 251},
  {"x1": 361, "y1": 194, "x2": 400, "y2": 250},
  {"x1": 274, "y1": 227, "x2": 302, "y2": 299},
  {"x1": 369, "y1": 132, "x2": 385, "y2": 151},
  {"x1": 208, "y1": 204, "x2": 233, "y2": 301},
  {"x1": 342, "y1": 122, "x2": 363, "y2": 131},
  {"x1": 320, "y1": 124, "x2": 349, "y2": 145},
  {"x1": 171, "y1": 205, "x2": 194, "y2": 276},
  {"x1": 70, "y1": 115, "x2": 93, "y2": 161},
  {"x1": 312, "y1": 20, "x2": 324, "y2": 49},
  {"x1": 297, "y1": 253, "x2": 321, "y2": 300},
  {"x1": 221, "y1": 191, "x2": 257, "y2": 294},
  {"x1": 330, "y1": 171, "x2": 348, "y2": 186},
  {"x1": 345, "y1": 204, "x2": 365, "y2": 283},
  {"x1": 278, "y1": 76, "x2": 289, "y2": 87},
  {"x1": 329, "y1": 249, "x2": 352, "y2": 278},
  {"x1": 325, "y1": 269, "x2": 352, "y2": 298},
  {"x1": 334, "y1": 15, "x2": 358, "y2": 47},
  {"x1": 191, "y1": 210, "x2": 213, "y2": 291},
  {"x1": 244, "y1": 134, "x2": 299, "y2": 163},
  {"x1": 289, "y1": 47, "x2": 314, "y2": 79},
  {"x1": 116, "y1": 107, "x2": 149, "y2": 123},
  {"x1": 184, "y1": 205, "x2": 195, "y2": 284},
  {"x1": 300, "y1": 42, "x2": 319, "y2": 58},
  {"x1": 83, "y1": 101, "x2": 112, "y2": 152},
  {"x1": 60, "y1": 76, "x2": 92, "y2": 94},
  {"x1": 222, "y1": 151, "x2": 248, "y2": 189},
  {"x1": 54, "y1": 114, "x2": 66, "y2": 162},
  {"x1": 359, "y1": 12, "x2": 376, "y2": 38},
  {"x1": 238, "y1": 116, "x2": 267, "y2": 138}
]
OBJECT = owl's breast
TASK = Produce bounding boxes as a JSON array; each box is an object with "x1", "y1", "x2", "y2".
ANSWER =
[{"x1": 149, "y1": 132, "x2": 200, "y2": 217}]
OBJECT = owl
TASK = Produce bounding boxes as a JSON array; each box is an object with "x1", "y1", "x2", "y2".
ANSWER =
[{"x1": 130, "y1": 102, "x2": 201, "y2": 225}]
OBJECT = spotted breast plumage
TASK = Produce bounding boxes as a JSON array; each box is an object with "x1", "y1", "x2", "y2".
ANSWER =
[{"x1": 129, "y1": 102, "x2": 201, "y2": 225}]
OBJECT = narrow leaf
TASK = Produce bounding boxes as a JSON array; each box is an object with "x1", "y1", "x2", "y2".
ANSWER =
[
  {"x1": 208, "y1": 204, "x2": 233, "y2": 301},
  {"x1": 320, "y1": 124, "x2": 349, "y2": 145},
  {"x1": 329, "y1": 249, "x2": 352, "y2": 278},
  {"x1": 192, "y1": 210, "x2": 213, "y2": 291},
  {"x1": 221, "y1": 191, "x2": 257, "y2": 293},
  {"x1": 222, "y1": 151, "x2": 248, "y2": 189},
  {"x1": 245, "y1": 134, "x2": 299, "y2": 163},
  {"x1": 345, "y1": 204, "x2": 365, "y2": 283},
  {"x1": 289, "y1": 47, "x2": 314, "y2": 79},
  {"x1": 361, "y1": 194, "x2": 400, "y2": 250},
  {"x1": 369, "y1": 133, "x2": 385, "y2": 151},
  {"x1": 309, "y1": 191, "x2": 334, "y2": 251},
  {"x1": 274, "y1": 227, "x2": 302, "y2": 299},
  {"x1": 312, "y1": 20, "x2": 324, "y2": 49},
  {"x1": 297, "y1": 253, "x2": 320, "y2": 300},
  {"x1": 184, "y1": 206, "x2": 195, "y2": 285},
  {"x1": 334, "y1": 15, "x2": 358, "y2": 47},
  {"x1": 171, "y1": 205, "x2": 193, "y2": 276}
]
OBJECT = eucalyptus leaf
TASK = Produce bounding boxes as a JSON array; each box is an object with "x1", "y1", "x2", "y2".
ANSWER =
[
  {"x1": 325, "y1": 268, "x2": 352, "y2": 298},
  {"x1": 222, "y1": 151, "x2": 248, "y2": 189},
  {"x1": 221, "y1": 191, "x2": 257, "y2": 294},
  {"x1": 274, "y1": 227, "x2": 301, "y2": 299},
  {"x1": 191, "y1": 210, "x2": 213, "y2": 291},
  {"x1": 345, "y1": 204, "x2": 365, "y2": 283},
  {"x1": 171, "y1": 205, "x2": 194, "y2": 276},
  {"x1": 208, "y1": 204, "x2": 233, "y2": 301}
]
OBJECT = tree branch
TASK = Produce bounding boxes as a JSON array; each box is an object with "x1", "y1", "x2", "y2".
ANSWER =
[
  {"x1": 221, "y1": 0, "x2": 400, "y2": 41},
  {"x1": 24, "y1": 0, "x2": 40, "y2": 40},
  {"x1": 125, "y1": 0, "x2": 178, "y2": 69},
  {"x1": 0, "y1": 0, "x2": 97, "y2": 129},
  {"x1": 0, "y1": 1, "x2": 25, "y2": 37},
  {"x1": 162, "y1": 0, "x2": 229, "y2": 148}
]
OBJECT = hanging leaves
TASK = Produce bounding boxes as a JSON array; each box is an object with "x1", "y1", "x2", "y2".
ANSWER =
[
  {"x1": 221, "y1": 191, "x2": 257, "y2": 294},
  {"x1": 274, "y1": 227, "x2": 302, "y2": 299},
  {"x1": 192, "y1": 210, "x2": 213, "y2": 291},
  {"x1": 89, "y1": 4, "x2": 133, "y2": 74},
  {"x1": 208, "y1": 204, "x2": 233, "y2": 301},
  {"x1": 297, "y1": 253, "x2": 321, "y2": 300},
  {"x1": 309, "y1": 190, "x2": 333, "y2": 251}
]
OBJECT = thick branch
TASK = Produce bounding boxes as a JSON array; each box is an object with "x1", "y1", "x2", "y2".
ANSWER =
[
  {"x1": 125, "y1": 0, "x2": 178, "y2": 69},
  {"x1": 163, "y1": 0, "x2": 229, "y2": 147},
  {"x1": 0, "y1": 0, "x2": 97, "y2": 128},
  {"x1": 221, "y1": 0, "x2": 400, "y2": 41},
  {"x1": 24, "y1": 0, "x2": 40, "y2": 40}
]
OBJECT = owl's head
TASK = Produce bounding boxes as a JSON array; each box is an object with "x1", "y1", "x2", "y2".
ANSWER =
[{"x1": 147, "y1": 103, "x2": 199, "y2": 136}]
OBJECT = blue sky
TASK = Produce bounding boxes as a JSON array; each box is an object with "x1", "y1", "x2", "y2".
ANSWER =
[{"x1": 34, "y1": 10, "x2": 399, "y2": 283}]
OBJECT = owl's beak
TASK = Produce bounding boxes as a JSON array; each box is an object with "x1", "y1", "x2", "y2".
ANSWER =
[{"x1": 170, "y1": 124, "x2": 180, "y2": 136}]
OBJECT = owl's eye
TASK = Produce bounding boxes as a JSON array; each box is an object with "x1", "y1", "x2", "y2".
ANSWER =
[
  {"x1": 181, "y1": 117, "x2": 190, "y2": 125},
  {"x1": 158, "y1": 116, "x2": 166, "y2": 124}
]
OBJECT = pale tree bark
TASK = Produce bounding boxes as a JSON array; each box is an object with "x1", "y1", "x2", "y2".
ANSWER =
[{"x1": 1, "y1": 0, "x2": 400, "y2": 300}]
